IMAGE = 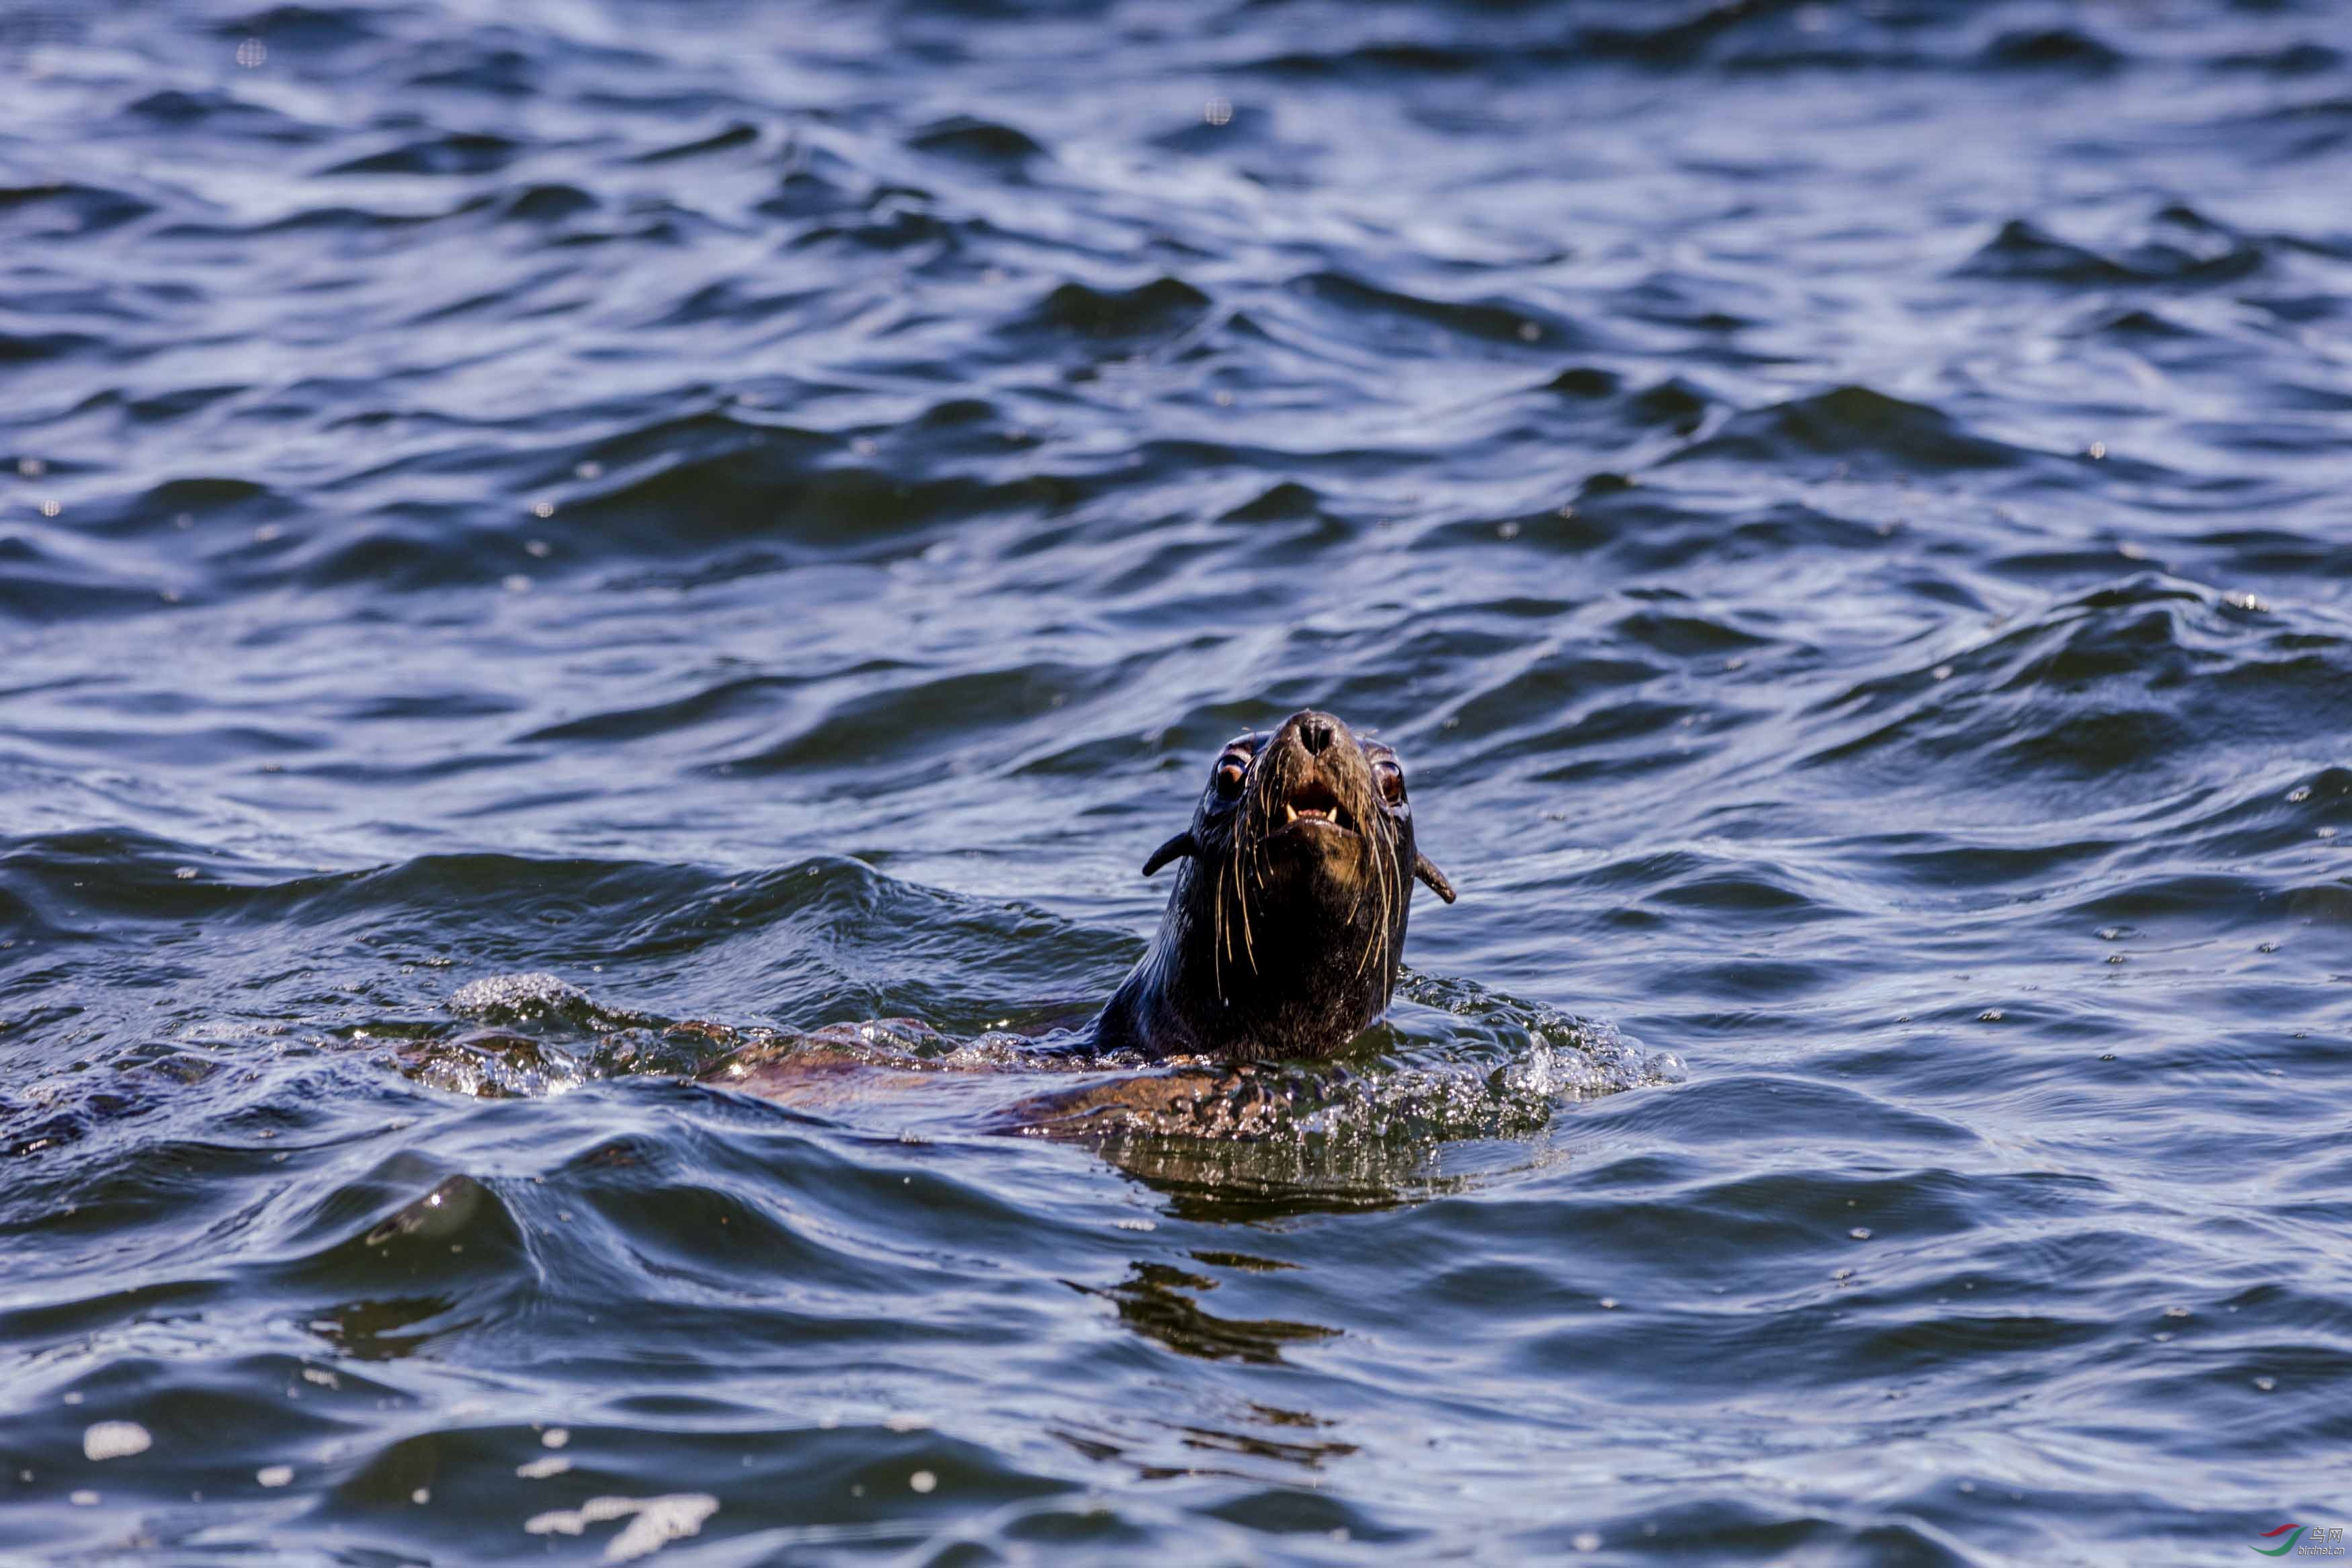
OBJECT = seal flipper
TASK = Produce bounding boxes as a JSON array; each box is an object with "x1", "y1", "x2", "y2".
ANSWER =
[
  {"x1": 1142, "y1": 831, "x2": 1197, "y2": 877},
  {"x1": 1413, "y1": 851, "x2": 1456, "y2": 904}
]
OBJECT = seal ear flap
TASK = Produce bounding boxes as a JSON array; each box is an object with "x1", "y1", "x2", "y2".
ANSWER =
[
  {"x1": 1142, "y1": 832, "x2": 1198, "y2": 877},
  {"x1": 1413, "y1": 852, "x2": 1457, "y2": 905}
]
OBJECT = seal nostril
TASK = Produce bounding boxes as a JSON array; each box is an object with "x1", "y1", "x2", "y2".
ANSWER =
[{"x1": 1298, "y1": 716, "x2": 1333, "y2": 754}]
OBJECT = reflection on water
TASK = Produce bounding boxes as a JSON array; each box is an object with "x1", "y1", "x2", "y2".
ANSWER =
[{"x1": 1079, "y1": 1260, "x2": 1341, "y2": 1367}]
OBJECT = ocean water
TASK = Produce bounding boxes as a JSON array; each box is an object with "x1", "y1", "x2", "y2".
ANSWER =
[{"x1": 4, "y1": 1, "x2": 2351, "y2": 1561}]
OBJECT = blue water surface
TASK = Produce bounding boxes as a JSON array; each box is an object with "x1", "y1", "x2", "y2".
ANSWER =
[{"x1": 4, "y1": 1, "x2": 2351, "y2": 1562}]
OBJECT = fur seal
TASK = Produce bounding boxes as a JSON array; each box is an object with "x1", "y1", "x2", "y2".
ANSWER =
[
  {"x1": 692, "y1": 709, "x2": 1453, "y2": 1124},
  {"x1": 1090, "y1": 709, "x2": 1454, "y2": 1063}
]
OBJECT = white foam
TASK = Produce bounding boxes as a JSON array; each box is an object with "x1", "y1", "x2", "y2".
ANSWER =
[
  {"x1": 82, "y1": 1422, "x2": 151, "y2": 1462},
  {"x1": 526, "y1": 1495, "x2": 719, "y2": 1562}
]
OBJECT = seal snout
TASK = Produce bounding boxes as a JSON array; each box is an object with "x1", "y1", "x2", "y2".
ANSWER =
[
  {"x1": 1280, "y1": 771, "x2": 1350, "y2": 832},
  {"x1": 1264, "y1": 710, "x2": 1369, "y2": 840}
]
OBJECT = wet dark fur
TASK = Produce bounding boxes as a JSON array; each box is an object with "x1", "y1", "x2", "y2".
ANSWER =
[{"x1": 1091, "y1": 710, "x2": 1454, "y2": 1064}]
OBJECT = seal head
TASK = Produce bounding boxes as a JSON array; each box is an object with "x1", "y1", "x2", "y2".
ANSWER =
[{"x1": 1091, "y1": 709, "x2": 1454, "y2": 1063}]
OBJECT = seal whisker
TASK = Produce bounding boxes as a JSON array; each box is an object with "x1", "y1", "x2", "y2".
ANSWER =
[
  {"x1": 1233, "y1": 825, "x2": 1258, "y2": 975},
  {"x1": 1229, "y1": 777, "x2": 1259, "y2": 977},
  {"x1": 1357, "y1": 815, "x2": 1391, "y2": 982},
  {"x1": 1223, "y1": 851, "x2": 1242, "y2": 1001}
]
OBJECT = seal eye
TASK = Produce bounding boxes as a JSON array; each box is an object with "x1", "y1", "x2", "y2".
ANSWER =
[
  {"x1": 1215, "y1": 758, "x2": 1247, "y2": 798},
  {"x1": 1375, "y1": 760, "x2": 1404, "y2": 806}
]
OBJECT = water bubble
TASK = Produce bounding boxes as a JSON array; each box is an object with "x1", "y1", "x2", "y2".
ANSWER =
[
  {"x1": 1977, "y1": 1010, "x2": 2003, "y2": 1022},
  {"x1": 39, "y1": 498, "x2": 60, "y2": 518},
  {"x1": 525, "y1": 539, "x2": 550, "y2": 558},
  {"x1": 2253, "y1": 1375, "x2": 2276, "y2": 1392},
  {"x1": 1931, "y1": 664, "x2": 1954, "y2": 681},
  {"x1": 1202, "y1": 98, "x2": 1233, "y2": 126},
  {"x1": 1497, "y1": 520, "x2": 1520, "y2": 540},
  {"x1": 17, "y1": 457, "x2": 45, "y2": 477},
  {"x1": 503, "y1": 574, "x2": 532, "y2": 593},
  {"x1": 2224, "y1": 589, "x2": 2269, "y2": 612},
  {"x1": 253, "y1": 523, "x2": 282, "y2": 543},
  {"x1": 1598, "y1": 1297, "x2": 1618, "y2": 1309},
  {"x1": 2288, "y1": 786, "x2": 2312, "y2": 803},
  {"x1": 1849, "y1": 1226, "x2": 1873, "y2": 1240},
  {"x1": 1517, "y1": 321, "x2": 1541, "y2": 343},
  {"x1": 517, "y1": 1455, "x2": 571, "y2": 1479},
  {"x1": 2086, "y1": 441, "x2": 2105, "y2": 460},
  {"x1": 909, "y1": 1471, "x2": 936, "y2": 1493},
  {"x1": 530, "y1": 498, "x2": 555, "y2": 519},
  {"x1": 257, "y1": 1465, "x2": 293, "y2": 1487},
  {"x1": 574, "y1": 460, "x2": 603, "y2": 480},
  {"x1": 543, "y1": 1428, "x2": 570, "y2": 1448},
  {"x1": 173, "y1": 512, "x2": 193, "y2": 529},
  {"x1": 235, "y1": 37, "x2": 266, "y2": 69},
  {"x1": 1572, "y1": 1532, "x2": 1601, "y2": 1552},
  {"x1": 70, "y1": 1490, "x2": 99, "y2": 1506},
  {"x1": 1212, "y1": 389, "x2": 1233, "y2": 407},
  {"x1": 412, "y1": 1487, "x2": 430, "y2": 1504},
  {"x1": 83, "y1": 1422, "x2": 151, "y2": 1461}
]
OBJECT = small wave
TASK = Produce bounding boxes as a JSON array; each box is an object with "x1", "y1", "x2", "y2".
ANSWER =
[
  {"x1": 1958, "y1": 212, "x2": 2267, "y2": 286},
  {"x1": 1980, "y1": 27, "x2": 2122, "y2": 71},
  {"x1": 1803, "y1": 574, "x2": 2352, "y2": 799},
  {"x1": 1667, "y1": 384, "x2": 2027, "y2": 474},
  {"x1": 1292, "y1": 271, "x2": 1587, "y2": 355},
  {"x1": 321, "y1": 133, "x2": 523, "y2": 179},
  {"x1": 1014, "y1": 277, "x2": 1213, "y2": 346},
  {"x1": 907, "y1": 116, "x2": 1046, "y2": 168}
]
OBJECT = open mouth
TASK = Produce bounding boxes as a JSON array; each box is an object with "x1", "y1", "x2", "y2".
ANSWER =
[{"x1": 1278, "y1": 775, "x2": 1353, "y2": 834}]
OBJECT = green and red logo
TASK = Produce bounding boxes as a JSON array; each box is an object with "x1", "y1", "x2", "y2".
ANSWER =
[{"x1": 2257, "y1": 1524, "x2": 2347, "y2": 1557}]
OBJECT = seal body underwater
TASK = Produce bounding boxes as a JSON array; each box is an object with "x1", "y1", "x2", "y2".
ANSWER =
[{"x1": 1091, "y1": 708, "x2": 1454, "y2": 1064}]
